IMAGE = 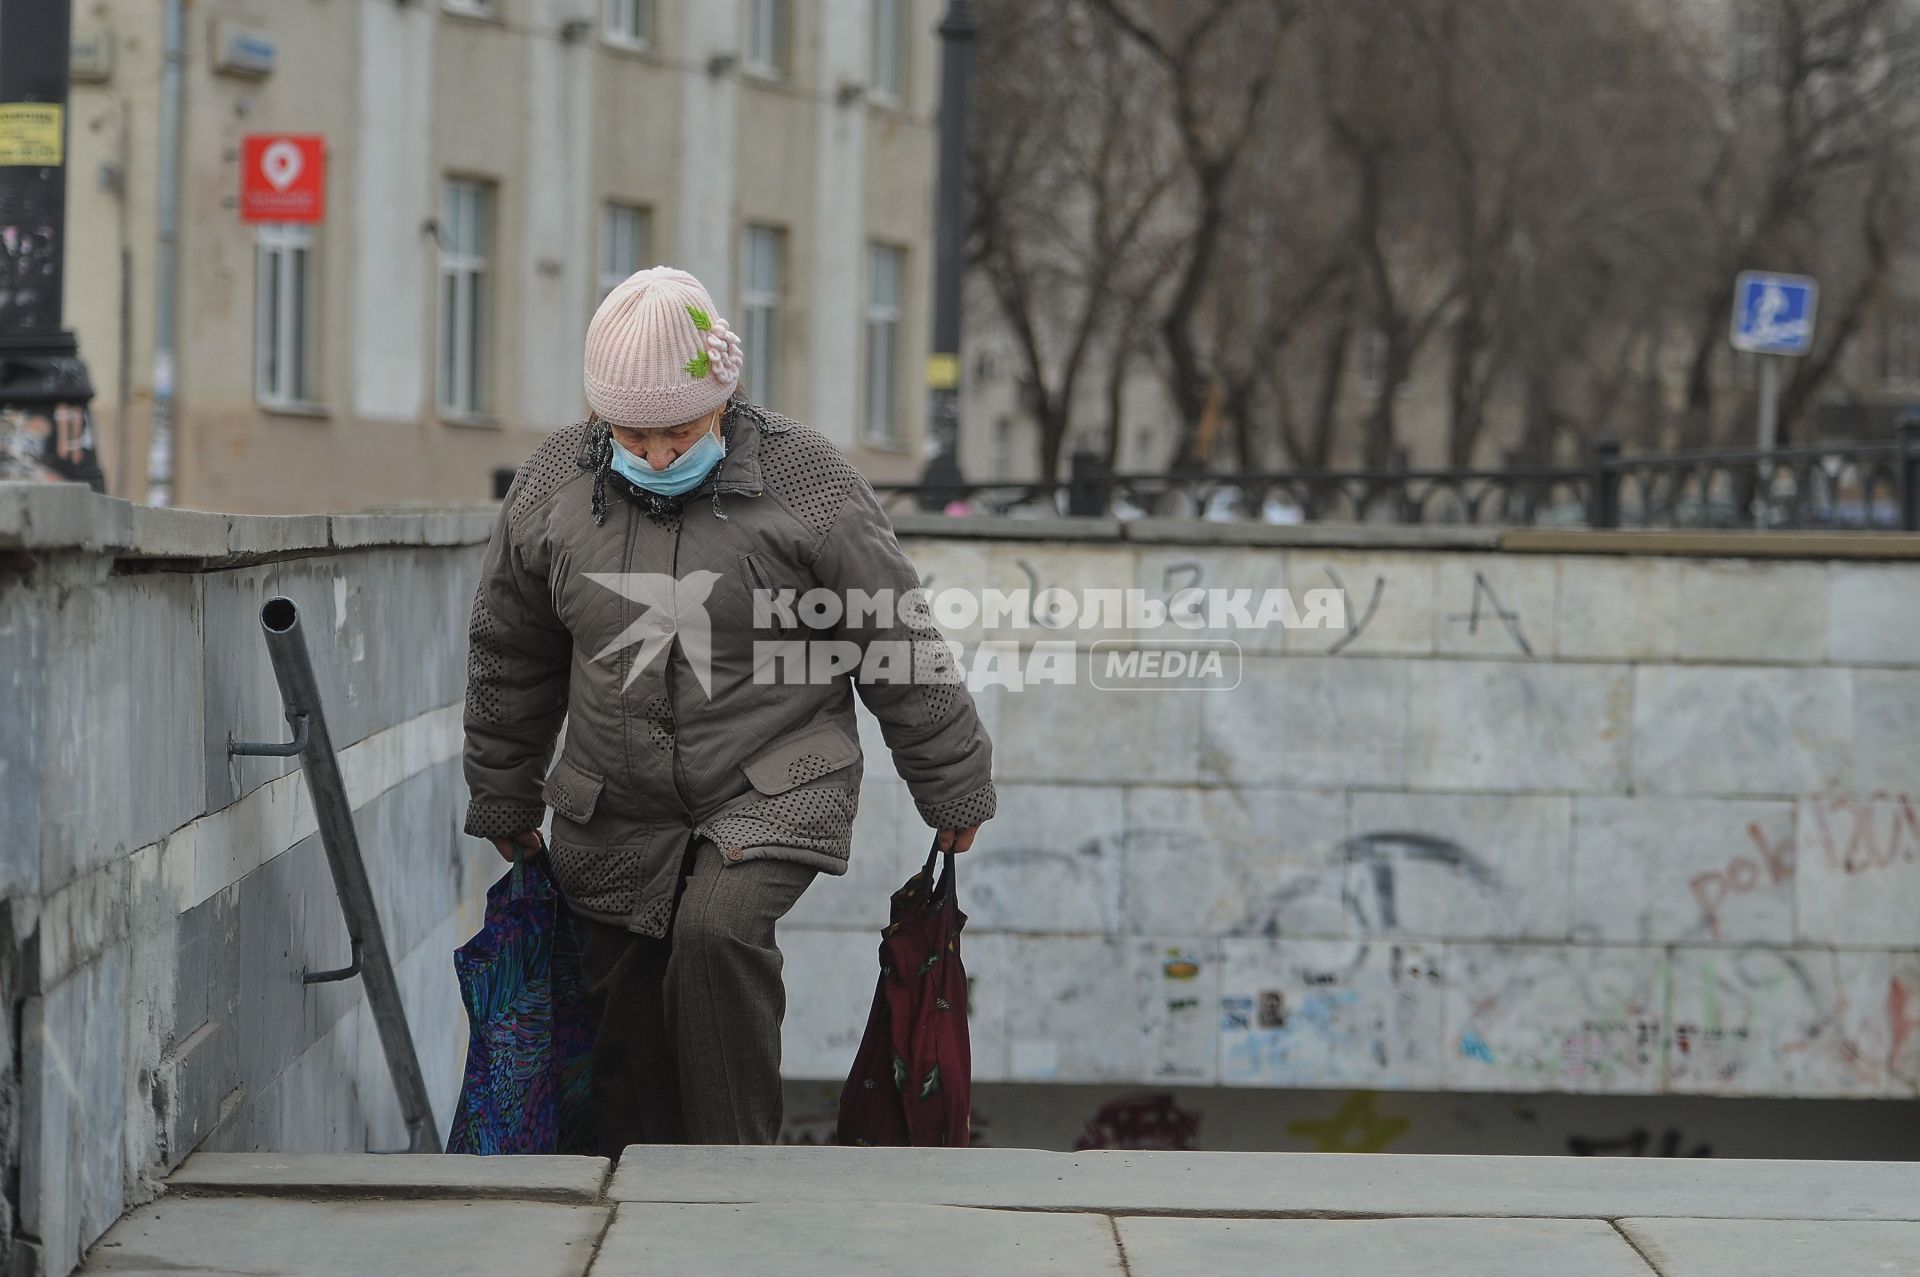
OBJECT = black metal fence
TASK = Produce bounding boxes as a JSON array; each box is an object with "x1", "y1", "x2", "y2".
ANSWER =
[{"x1": 873, "y1": 424, "x2": 1920, "y2": 531}]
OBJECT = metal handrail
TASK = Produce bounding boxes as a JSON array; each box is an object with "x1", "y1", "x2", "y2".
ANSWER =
[
  {"x1": 229, "y1": 596, "x2": 441, "y2": 1154},
  {"x1": 871, "y1": 427, "x2": 1920, "y2": 531}
]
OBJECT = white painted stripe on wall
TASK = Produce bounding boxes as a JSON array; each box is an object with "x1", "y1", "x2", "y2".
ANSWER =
[
  {"x1": 36, "y1": 702, "x2": 467, "y2": 988},
  {"x1": 176, "y1": 703, "x2": 464, "y2": 914}
]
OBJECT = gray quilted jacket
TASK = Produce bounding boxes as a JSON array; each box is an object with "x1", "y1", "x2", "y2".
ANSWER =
[{"x1": 461, "y1": 399, "x2": 997, "y2": 935}]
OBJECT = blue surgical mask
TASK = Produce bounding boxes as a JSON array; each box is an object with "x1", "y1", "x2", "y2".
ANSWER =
[{"x1": 610, "y1": 429, "x2": 725, "y2": 498}]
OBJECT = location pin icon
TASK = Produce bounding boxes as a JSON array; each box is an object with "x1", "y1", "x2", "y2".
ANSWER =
[{"x1": 262, "y1": 140, "x2": 303, "y2": 192}]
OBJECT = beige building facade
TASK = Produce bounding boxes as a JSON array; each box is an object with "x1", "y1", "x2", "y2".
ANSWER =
[{"x1": 66, "y1": 0, "x2": 941, "y2": 514}]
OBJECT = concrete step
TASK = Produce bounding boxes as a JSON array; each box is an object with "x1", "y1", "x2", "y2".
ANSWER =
[
  {"x1": 599, "y1": 1203, "x2": 1120, "y2": 1276},
  {"x1": 607, "y1": 1145, "x2": 1920, "y2": 1223},
  {"x1": 85, "y1": 1197, "x2": 608, "y2": 1277},
  {"x1": 168, "y1": 1152, "x2": 611, "y2": 1202},
  {"x1": 1619, "y1": 1218, "x2": 1920, "y2": 1277},
  {"x1": 1119, "y1": 1217, "x2": 1658, "y2": 1277},
  {"x1": 75, "y1": 1149, "x2": 1920, "y2": 1276}
]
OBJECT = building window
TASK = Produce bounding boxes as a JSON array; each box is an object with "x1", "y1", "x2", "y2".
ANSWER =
[
  {"x1": 741, "y1": 225, "x2": 784, "y2": 403},
  {"x1": 438, "y1": 179, "x2": 491, "y2": 418},
  {"x1": 254, "y1": 223, "x2": 314, "y2": 406},
  {"x1": 745, "y1": 0, "x2": 790, "y2": 75},
  {"x1": 442, "y1": 0, "x2": 497, "y2": 18},
  {"x1": 870, "y1": 0, "x2": 907, "y2": 101},
  {"x1": 603, "y1": 0, "x2": 653, "y2": 48},
  {"x1": 865, "y1": 243, "x2": 905, "y2": 443},
  {"x1": 992, "y1": 416, "x2": 1013, "y2": 480},
  {"x1": 599, "y1": 203, "x2": 649, "y2": 299}
]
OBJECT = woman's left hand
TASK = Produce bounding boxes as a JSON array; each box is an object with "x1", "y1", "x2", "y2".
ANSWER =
[{"x1": 935, "y1": 824, "x2": 981, "y2": 854}]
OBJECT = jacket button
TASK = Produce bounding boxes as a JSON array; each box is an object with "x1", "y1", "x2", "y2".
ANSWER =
[{"x1": 724, "y1": 848, "x2": 743, "y2": 862}]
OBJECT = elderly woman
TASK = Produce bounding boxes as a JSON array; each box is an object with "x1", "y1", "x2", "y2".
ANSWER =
[{"x1": 462, "y1": 266, "x2": 995, "y2": 1152}]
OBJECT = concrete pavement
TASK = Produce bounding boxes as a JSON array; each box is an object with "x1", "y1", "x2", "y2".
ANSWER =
[{"x1": 82, "y1": 1148, "x2": 1920, "y2": 1275}]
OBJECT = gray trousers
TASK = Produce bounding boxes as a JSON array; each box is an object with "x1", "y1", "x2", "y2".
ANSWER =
[{"x1": 576, "y1": 838, "x2": 816, "y2": 1153}]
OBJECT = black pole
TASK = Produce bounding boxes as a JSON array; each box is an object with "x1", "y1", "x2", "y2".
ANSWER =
[
  {"x1": 1067, "y1": 448, "x2": 1111, "y2": 517},
  {"x1": 917, "y1": 0, "x2": 975, "y2": 512},
  {"x1": 0, "y1": 0, "x2": 103, "y2": 491},
  {"x1": 1897, "y1": 416, "x2": 1920, "y2": 532},
  {"x1": 1590, "y1": 439, "x2": 1622, "y2": 530}
]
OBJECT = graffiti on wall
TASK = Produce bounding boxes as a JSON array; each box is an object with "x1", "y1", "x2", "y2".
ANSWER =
[
  {"x1": 1566, "y1": 1127, "x2": 1711, "y2": 1157},
  {"x1": 1670, "y1": 949, "x2": 1912, "y2": 1096},
  {"x1": 1072, "y1": 1093, "x2": 1202, "y2": 1150},
  {"x1": 1689, "y1": 821, "x2": 1795, "y2": 942},
  {"x1": 1285, "y1": 1091, "x2": 1410, "y2": 1153},
  {"x1": 0, "y1": 401, "x2": 102, "y2": 488},
  {"x1": 1804, "y1": 791, "x2": 1920, "y2": 878},
  {"x1": 0, "y1": 221, "x2": 60, "y2": 331}
]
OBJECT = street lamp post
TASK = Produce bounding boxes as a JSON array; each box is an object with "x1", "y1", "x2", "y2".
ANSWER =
[
  {"x1": 0, "y1": 0, "x2": 103, "y2": 491},
  {"x1": 917, "y1": 0, "x2": 975, "y2": 511}
]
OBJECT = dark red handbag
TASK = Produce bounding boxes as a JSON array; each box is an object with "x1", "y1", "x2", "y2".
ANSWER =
[{"x1": 837, "y1": 840, "x2": 971, "y2": 1147}]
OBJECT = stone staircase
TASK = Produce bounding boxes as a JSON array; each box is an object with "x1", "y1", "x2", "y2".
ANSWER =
[{"x1": 79, "y1": 1147, "x2": 1920, "y2": 1275}]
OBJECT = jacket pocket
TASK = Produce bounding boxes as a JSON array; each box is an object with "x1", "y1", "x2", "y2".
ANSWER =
[
  {"x1": 541, "y1": 754, "x2": 606, "y2": 825},
  {"x1": 740, "y1": 720, "x2": 861, "y2": 795},
  {"x1": 741, "y1": 550, "x2": 802, "y2": 639}
]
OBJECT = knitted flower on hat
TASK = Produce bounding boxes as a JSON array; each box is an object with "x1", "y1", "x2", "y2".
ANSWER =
[{"x1": 684, "y1": 306, "x2": 745, "y2": 385}]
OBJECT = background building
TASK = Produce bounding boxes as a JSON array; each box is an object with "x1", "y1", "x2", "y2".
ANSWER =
[{"x1": 66, "y1": 0, "x2": 941, "y2": 514}]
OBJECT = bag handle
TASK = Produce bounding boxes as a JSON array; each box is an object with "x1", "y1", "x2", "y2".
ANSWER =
[
  {"x1": 510, "y1": 830, "x2": 548, "y2": 899},
  {"x1": 920, "y1": 834, "x2": 958, "y2": 902}
]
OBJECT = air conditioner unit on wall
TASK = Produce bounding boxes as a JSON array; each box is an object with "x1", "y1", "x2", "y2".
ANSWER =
[
  {"x1": 71, "y1": 31, "x2": 114, "y2": 83},
  {"x1": 213, "y1": 20, "x2": 277, "y2": 78}
]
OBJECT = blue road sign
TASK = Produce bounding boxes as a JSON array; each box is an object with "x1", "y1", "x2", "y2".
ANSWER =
[{"x1": 1730, "y1": 271, "x2": 1818, "y2": 356}]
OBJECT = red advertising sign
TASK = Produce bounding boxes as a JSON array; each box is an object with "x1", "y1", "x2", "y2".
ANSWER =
[{"x1": 240, "y1": 134, "x2": 325, "y2": 223}]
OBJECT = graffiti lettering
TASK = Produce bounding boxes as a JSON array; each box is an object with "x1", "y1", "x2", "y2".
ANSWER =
[
  {"x1": 1891, "y1": 979, "x2": 1917, "y2": 1079},
  {"x1": 1445, "y1": 571, "x2": 1533, "y2": 656},
  {"x1": 1805, "y1": 792, "x2": 1920, "y2": 876},
  {"x1": 1567, "y1": 1127, "x2": 1711, "y2": 1158},
  {"x1": 1688, "y1": 821, "x2": 1796, "y2": 940},
  {"x1": 1160, "y1": 560, "x2": 1205, "y2": 597},
  {"x1": 1323, "y1": 567, "x2": 1383, "y2": 655}
]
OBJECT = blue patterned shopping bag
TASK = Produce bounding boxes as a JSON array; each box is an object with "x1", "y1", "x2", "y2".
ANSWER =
[{"x1": 447, "y1": 845, "x2": 595, "y2": 1154}]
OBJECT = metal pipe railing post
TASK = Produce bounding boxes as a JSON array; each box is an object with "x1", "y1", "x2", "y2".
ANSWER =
[
  {"x1": 1898, "y1": 418, "x2": 1920, "y2": 532},
  {"x1": 1589, "y1": 440, "x2": 1622, "y2": 529},
  {"x1": 232, "y1": 596, "x2": 441, "y2": 1153}
]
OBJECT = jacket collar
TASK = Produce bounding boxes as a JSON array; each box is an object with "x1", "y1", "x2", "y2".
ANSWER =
[{"x1": 699, "y1": 396, "x2": 764, "y2": 498}]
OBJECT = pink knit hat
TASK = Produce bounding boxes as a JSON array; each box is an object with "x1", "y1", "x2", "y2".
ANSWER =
[{"x1": 584, "y1": 266, "x2": 746, "y2": 428}]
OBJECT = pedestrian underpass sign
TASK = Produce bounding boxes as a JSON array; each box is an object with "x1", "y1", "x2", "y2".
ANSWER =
[{"x1": 1730, "y1": 271, "x2": 1818, "y2": 356}]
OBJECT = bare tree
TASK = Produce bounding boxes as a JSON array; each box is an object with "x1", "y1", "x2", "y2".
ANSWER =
[
  {"x1": 1304, "y1": 0, "x2": 1459, "y2": 470},
  {"x1": 1672, "y1": 0, "x2": 1920, "y2": 445},
  {"x1": 1082, "y1": 0, "x2": 1299, "y2": 469},
  {"x1": 1209, "y1": 86, "x2": 1354, "y2": 471},
  {"x1": 968, "y1": 0, "x2": 1920, "y2": 482},
  {"x1": 968, "y1": 0, "x2": 1177, "y2": 480},
  {"x1": 1484, "y1": 2, "x2": 1706, "y2": 461}
]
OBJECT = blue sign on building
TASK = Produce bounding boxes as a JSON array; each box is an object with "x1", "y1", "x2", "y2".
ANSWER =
[{"x1": 1730, "y1": 271, "x2": 1818, "y2": 356}]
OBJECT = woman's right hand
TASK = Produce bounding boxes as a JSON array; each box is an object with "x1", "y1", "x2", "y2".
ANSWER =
[{"x1": 489, "y1": 828, "x2": 545, "y2": 863}]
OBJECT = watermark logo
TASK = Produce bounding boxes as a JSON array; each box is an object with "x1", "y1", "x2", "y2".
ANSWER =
[
  {"x1": 752, "y1": 585, "x2": 1344, "y2": 636},
  {"x1": 580, "y1": 575, "x2": 1341, "y2": 693},
  {"x1": 585, "y1": 571, "x2": 720, "y2": 694},
  {"x1": 1089, "y1": 640, "x2": 1241, "y2": 691}
]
